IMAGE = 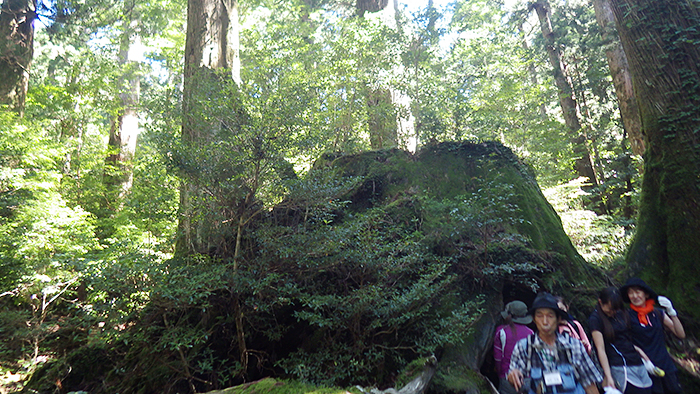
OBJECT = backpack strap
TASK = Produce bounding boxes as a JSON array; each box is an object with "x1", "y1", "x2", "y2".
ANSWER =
[
  {"x1": 526, "y1": 333, "x2": 534, "y2": 373},
  {"x1": 499, "y1": 327, "x2": 507, "y2": 351},
  {"x1": 572, "y1": 320, "x2": 586, "y2": 340}
]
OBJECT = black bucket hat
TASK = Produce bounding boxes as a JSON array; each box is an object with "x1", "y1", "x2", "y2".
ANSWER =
[
  {"x1": 529, "y1": 292, "x2": 567, "y2": 319},
  {"x1": 619, "y1": 277, "x2": 658, "y2": 303}
]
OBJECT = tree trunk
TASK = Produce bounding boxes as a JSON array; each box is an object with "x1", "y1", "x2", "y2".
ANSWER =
[
  {"x1": 178, "y1": 0, "x2": 241, "y2": 255},
  {"x1": 609, "y1": 0, "x2": 700, "y2": 324},
  {"x1": 358, "y1": 0, "x2": 398, "y2": 150},
  {"x1": 532, "y1": 0, "x2": 599, "y2": 187},
  {"x1": 593, "y1": 0, "x2": 644, "y2": 157},
  {"x1": 178, "y1": 0, "x2": 249, "y2": 376},
  {"x1": 104, "y1": 12, "x2": 140, "y2": 211},
  {"x1": 368, "y1": 87, "x2": 397, "y2": 150},
  {"x1": 356, "y1": 0, "x2": 388, "y2": 17},
  {"x1": 0, "y1": 0, "x2": 35, "y2": 115},
  {"x1": 519, "y1": 24, "x2": 548, "y2": 120}
]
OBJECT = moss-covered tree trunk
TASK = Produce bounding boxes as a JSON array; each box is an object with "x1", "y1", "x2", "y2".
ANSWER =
[
  {"x1": 103, "y1": 1, "x2": 140, "y2": 218},
  {"x1": 610, "y1": 0, "x2": 700, "y2": 324},
  {"x1": 178, "y1": 0, "x2": 241, "y2": 255},
  {"x1": 0, "y1": 0, "x2": 35, "y2": 115},
  {"x1": 367, "y1": 87, "x2": 397, "y2": 150},
  {"x1": 178, "y1": 0, "x2": 249, "y2": 381}
]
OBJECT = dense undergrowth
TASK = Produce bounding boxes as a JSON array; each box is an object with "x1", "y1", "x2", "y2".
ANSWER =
[{"x1": 3, "y1": 141, "x2": 612, "y2": 393}]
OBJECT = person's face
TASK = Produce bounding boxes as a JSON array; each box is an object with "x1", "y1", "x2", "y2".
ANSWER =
[
  {"x1": 557, "y1": 301, "x2": 568, "y2": 312},
  {"x1": 599, "y1": 300, "x2": 615, "y2": 317},
  {"x1": 534, "y1": 308, "x2": 560, "y2": 335},
  {"x1": 627, "y1": 287, "x2": 648, "y2": 307}
]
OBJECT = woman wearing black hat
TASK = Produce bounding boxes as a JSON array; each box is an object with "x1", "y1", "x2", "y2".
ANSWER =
[
  {"x1": 620, "y1": 278, "x2": 685, "y2": 394},
  {"x1": 589, "y1": 287, "x2": 652, "y2": 394}
]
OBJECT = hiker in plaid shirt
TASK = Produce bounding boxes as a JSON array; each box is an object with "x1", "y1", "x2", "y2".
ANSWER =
[{"x1": 508, "y1": 292, "x2": 602, "y2": 394}]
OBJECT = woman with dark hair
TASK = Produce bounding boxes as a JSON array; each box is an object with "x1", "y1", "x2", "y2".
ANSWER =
[
  {"x1": 590, "y1": 287, "x2": 652, "y2": 394},
  {"x1": 620, "y1": 278, "x2": 685, "y2": 394},
  {"x1": 494, "y1": 300, "x2": 533, "y2": 394}
]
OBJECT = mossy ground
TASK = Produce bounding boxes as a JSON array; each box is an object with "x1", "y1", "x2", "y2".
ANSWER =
[{"x1": 204, "y1": 378, "x2": 362, "y2": 394}]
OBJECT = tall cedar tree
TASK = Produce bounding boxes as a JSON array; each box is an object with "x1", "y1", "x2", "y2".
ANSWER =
[
  {"x1": 610, "y1": 0, "x2": 700, "y2": 324},
  {"x1": 593, "y1": 0, "x2": 644, "y2": 157}
]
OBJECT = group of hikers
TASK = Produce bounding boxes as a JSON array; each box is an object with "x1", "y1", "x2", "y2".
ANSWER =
[{"x1": 493, "y1": 278, "x2": 686, "y2": 394}]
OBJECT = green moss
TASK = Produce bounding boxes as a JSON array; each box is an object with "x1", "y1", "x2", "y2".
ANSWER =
[
  {"x1": 431, "y1": 364, "x2": 493, "y2": 394},
  {"x1": 329, "y1": 141, "x2": 602, "y2": 292},
  {"x1": 204, "y1": 377, "x2": 363, "y2": 394},
  {"x1": 394, "y1": 358, "x2": 430, "y2": 389}
]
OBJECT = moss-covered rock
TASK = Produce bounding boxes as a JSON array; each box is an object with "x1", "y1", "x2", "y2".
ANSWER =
[
  {"x1": 306, "y1": 141, "x2": 605, "y2": 392},
  {"x1": 203, "y1": 377, "x2": 362, "y2": 394},
  {"x1": 30, "y1": 141, "x2": 606, "y2": 394}
]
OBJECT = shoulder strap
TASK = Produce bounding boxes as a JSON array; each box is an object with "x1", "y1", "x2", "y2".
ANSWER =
[
  {"x1": 526, "y1": 333, "x2": 534, "y2": 372},
  {"x1": 573, "y1": 320, "x2": 586, "y2": 339},
  {"x1": 498, "y1": 327, "x2": 507, "y2": 350}
]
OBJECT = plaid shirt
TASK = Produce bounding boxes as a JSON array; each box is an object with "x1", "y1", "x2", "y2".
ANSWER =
[{"x1": 508, "y1": 332, "x2": 603, "y2": 389}]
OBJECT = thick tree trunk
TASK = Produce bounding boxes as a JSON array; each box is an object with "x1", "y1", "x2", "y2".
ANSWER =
[
  {"x1": 609, "y1": 0, "x2": 700, "y2": 324},
  {"x1": 178, "y1": 0, "x2": 249, "y2": 376},
  {"x1": 0, "y1": 0, "x2": 35, "y2": 115},
  {"x1": 104, "y1": 18, "x2": 140, "y2": 210},
  {"x1": 359, "y1": 0, "x2": 398, "y2": 150},
  {"x1": 179, "y1": 0, "x2": 241, "y2": 255},
  {"x1": 356, "y1": 0, "x2": 388, "y2": 17},
  {"x1": 368, "y1": 87, "x2": 397, "y2": 150},
  {"x1": 593, "y1": 0, "x2": 644, "y2": 157},
  {"x1": 532, "y1": 0, "x2": 599, "y2": 187}
]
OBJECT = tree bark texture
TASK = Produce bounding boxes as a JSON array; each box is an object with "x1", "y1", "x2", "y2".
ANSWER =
[
  {"x1": 593, "y1": 0, "x2": 644, "y2": 157},
  {"x1": 532, "y1": 0, "x2": 599, "y2": 187},
  {"x1": 609, "y1": 0, "x2": 700, "y2": 324},
  {"x1": 356, "y1": 0, "x2": 389, "y2": 17},
  {"x1": 179, "y1": 0, "x2": 250, "y2": 378},
  {"x1": 179, "y1": 0, "x2": 240, "y2": 255},
  {"x1": 0, "y1": 0, "x2": 35, "y2": 115},
  {"x1": 104, "y1": 8, "x2": 141, "y2": 210}
]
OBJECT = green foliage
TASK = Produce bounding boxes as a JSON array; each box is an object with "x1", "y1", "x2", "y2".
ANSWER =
[
  {"x1": 544, "y1": 178, "x2": 634, "y2": 268},
  {"x1": 242, "y1": 3, "x2": 409, "y2": 154}
]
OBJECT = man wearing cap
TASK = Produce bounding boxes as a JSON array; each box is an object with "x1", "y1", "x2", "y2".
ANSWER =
[
  {"x1": 507, "y1": 292, "x2": 602, "y2": 394},
  {"x1": 495, "y1": 301, "x2": 534, "y2": 394},
  {"x1": 620, "y1": 278, "x2": 685, "y2": 394}
]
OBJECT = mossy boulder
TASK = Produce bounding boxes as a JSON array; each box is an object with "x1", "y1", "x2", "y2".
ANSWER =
[
  {"x1": 306, "y1": 141, "x2": 605, "y2": 392},
  {"x1": 28, "y1": 141, "x2": 605, "y2": 394},
  {"x1": 203, "y1": 377, "x2": 361, "y2": 394}
]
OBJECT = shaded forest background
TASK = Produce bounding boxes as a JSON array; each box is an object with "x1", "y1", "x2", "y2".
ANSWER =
[{"x1": 1, "y1": 0, "x2": 700, "y2": 392}]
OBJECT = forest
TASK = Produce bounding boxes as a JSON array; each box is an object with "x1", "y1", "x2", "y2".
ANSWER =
[{"x1": 1, "y1": 0, "x2": 700, "y2": 392}]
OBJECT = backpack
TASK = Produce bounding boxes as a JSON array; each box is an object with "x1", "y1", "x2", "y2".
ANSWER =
[{"x1": 523, "y1": 334, "x2": 586, "y2": 394}]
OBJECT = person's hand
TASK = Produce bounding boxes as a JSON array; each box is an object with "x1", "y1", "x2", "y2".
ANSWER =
[
  {"x1": 507, "y1": 369, "x2": 524, "y2": 391},
  {"x1": 657, "y1": 296, "x2": 677, "y2": 317},
  {"x1": 602, "y1": 376, "x2": 616, "y2": 388},
  {"x1": 642, "y1": 358, "x2": 666, "y2": 377}
]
